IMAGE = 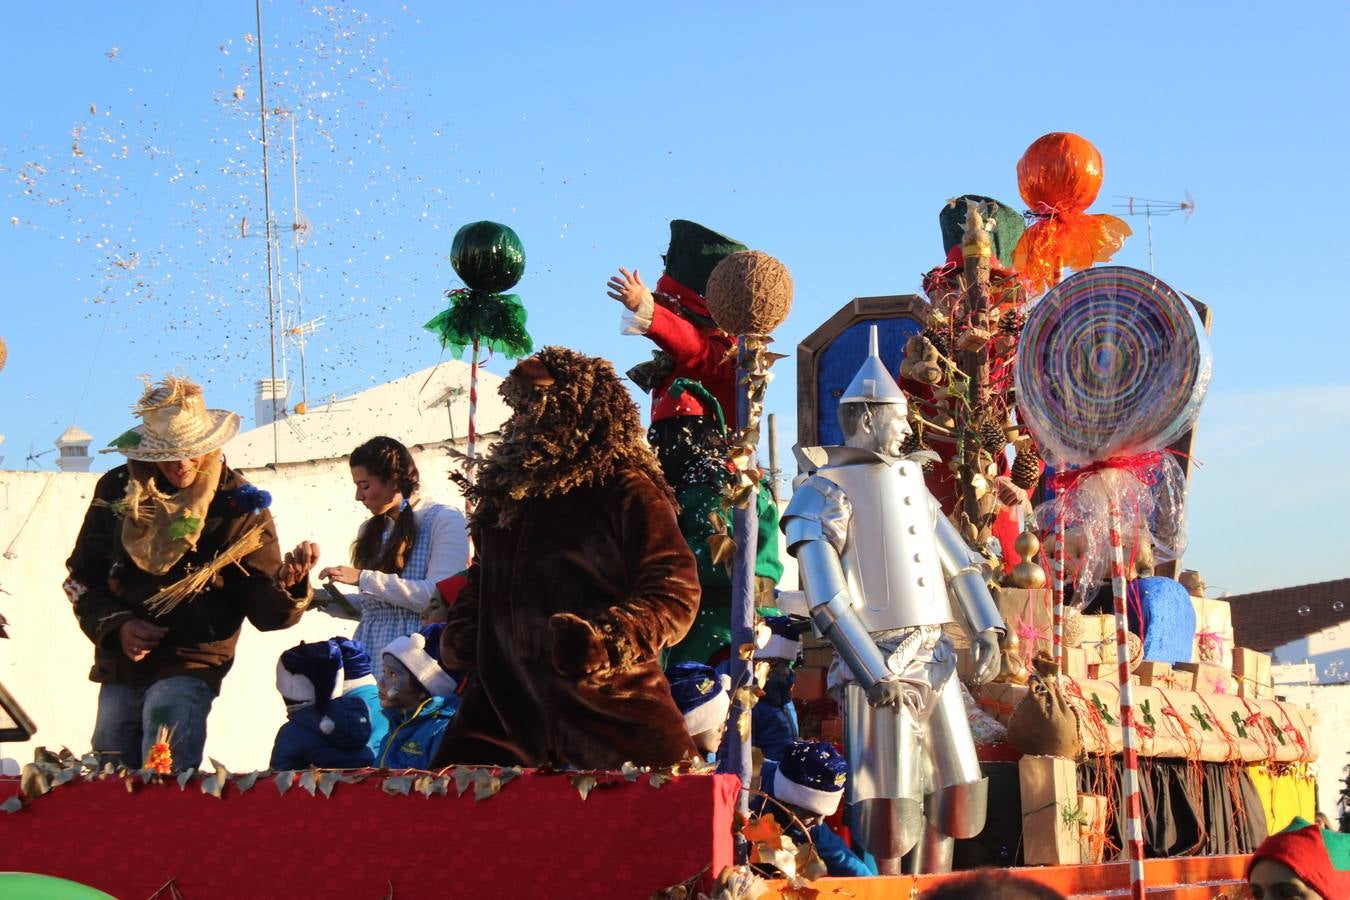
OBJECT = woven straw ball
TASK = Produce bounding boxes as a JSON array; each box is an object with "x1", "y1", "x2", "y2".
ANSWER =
[
  {"x1": 704, "y1": 250, "x2": 794, "y2": 336},
  {"x1": 1062, "y1": 609, "x2": 1084, "y2": 649}
]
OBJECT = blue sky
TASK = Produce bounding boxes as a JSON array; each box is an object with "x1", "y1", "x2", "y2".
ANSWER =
[{"x1": 2, "y1": 1, "x2": 1347, "y2": 594}]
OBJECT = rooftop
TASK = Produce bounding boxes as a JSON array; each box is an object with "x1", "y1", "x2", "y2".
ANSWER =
[
  {"x1": 223, "y1": 360, "x2": 511, "y2": 468},
  {"x1": 1227, "y1": 578, "x2": 1350, "y2": 651}
]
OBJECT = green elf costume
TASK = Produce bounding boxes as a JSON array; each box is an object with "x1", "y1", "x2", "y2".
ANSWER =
[{"x1": 650, "y1": 378, "x2": 783, "y2": 667}]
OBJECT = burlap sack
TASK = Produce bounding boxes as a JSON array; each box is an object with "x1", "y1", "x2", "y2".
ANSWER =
[{"x1": 1007, "y1": 654, "x2": 1082, "y2": 758}]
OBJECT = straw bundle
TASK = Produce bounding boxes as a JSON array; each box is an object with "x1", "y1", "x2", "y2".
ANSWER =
[{"x1": 143, "y1": 521, "x2": 270, "y2": 617}]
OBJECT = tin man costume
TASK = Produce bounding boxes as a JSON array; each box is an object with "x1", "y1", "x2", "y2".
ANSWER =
[{"x1": 780, "y1": 326, "x2": 1005, "y2": 874}]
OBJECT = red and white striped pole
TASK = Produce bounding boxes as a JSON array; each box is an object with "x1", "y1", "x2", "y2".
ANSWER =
[
  {"x1": 464, "y1": 335, "x2": 481, "y2": 564},
  {"x1": 1052, "y1": 521, "x2": 1066, "y2": 669},
  {"x1": 1109, "y1": 501, "x2": 1146, "y2": 900},
  {"x1": 466, "y1": 336, "x2": 480, "y2": 465}
]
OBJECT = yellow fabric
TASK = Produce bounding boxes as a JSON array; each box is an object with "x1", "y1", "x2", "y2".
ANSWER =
[{"x1": 1247, "y1": 763, "x2": 1317, "y2": 836}]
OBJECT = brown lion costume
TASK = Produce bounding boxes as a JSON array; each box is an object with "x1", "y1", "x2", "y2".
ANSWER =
[{"x1": 433, "y1": 346, "x2": 700, "y2": 769}]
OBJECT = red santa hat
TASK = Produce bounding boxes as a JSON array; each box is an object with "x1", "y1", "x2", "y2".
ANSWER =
[{"x1": 1248, "y1": 825, "x2": 1350, "y2": 900}]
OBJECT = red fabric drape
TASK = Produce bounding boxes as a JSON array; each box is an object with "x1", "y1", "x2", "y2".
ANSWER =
[{"x1": 0, "y1": 772, "x2": 738, "y2": 899}]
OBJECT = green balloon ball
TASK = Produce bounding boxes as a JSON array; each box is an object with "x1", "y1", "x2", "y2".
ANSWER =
[
  {"x1": 450, "y1": 221, "x2": 525, "y2": 293},
  {"x1": 0, "y1": 874, "x2": 116, "y2": 898}
]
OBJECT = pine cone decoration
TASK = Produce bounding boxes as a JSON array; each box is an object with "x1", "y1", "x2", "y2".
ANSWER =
[
  {"x1": 923, "y1": 328, "x2": 951, "y2": 359},
  {"x1": 979, "y1": 417, "x2": 1007, "y2": 453},
  {"x1": 999, "y1": 309, "x2": 1026, "y2": 334},
  {"x1": 1011, "y1": 441, "x2": 1041, "y2": 490},
  {"x1": 901, "y1": 430, "x2": 935, "y2": 468}
]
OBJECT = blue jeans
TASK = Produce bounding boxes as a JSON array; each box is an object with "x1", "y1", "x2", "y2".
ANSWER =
[{"x1": 91, "y1": 676, "x2": 217, "y2": 771}]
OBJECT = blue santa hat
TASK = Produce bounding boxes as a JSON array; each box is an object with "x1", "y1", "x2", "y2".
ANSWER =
[
  {"x1": 771, "y1": 740, "x2": 848, "y2": 817},
  {"x1": 276, "y1": 639, "x2": 345, "y2": 734},
  {"x1": 332, "y1": 636, "x2": 376, "y2": 691},
  {"x1": 382, "y1": 624, "x2": 458, "y2": 698},
  {"x1": 756, "y1": 613, "x2": 803, "y2": 661},
  {"x1": 666, "y1": 661, "x2": 731, "y2": 737}
]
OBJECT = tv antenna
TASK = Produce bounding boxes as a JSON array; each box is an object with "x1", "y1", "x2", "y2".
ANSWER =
[
  {"x1": 283, "y1": 314, "x2": 325, "y2": 414},
  {"x1": 1112, "y1": 192, "x2": 1195, "y2": 273},
  {"x1": 24, "y1": 446, "x2": 55, "y2": 471}
]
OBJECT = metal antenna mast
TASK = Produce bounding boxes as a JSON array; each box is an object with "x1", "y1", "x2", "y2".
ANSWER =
[
  {"x1": 255, "y1": 0, "x2": 281, "y2": 465},
  {"x1": 1112, "y1": 192, "x2": 1196, "y2": 273}
]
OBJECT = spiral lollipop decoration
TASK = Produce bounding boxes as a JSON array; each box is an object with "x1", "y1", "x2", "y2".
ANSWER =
[
  {"x1": 1017, "y1": 264, "x2": 1210, "y2": 900},
  {"x1": 1016, "y1": 266, "x2": 1211, "y2": 465}
]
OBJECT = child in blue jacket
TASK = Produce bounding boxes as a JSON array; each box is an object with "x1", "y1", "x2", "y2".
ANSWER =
[
  {"x1": 377, "y1": 624, "x2": 459, "y2": 769},
  {"x1": 271, "y1": 639, "x2": 376, "y2": 770},
  {"x1": 756, "y1": 740, "x2": 877, "y2": 878},
  {"x1": 667, "y1": 661, "x2": 731, "y2": 763},
  {"x1": 334, "y1": 636, "x2": 386, "y2": 761}
]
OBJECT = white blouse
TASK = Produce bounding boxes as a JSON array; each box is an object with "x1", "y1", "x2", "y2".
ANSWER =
[{"x1": 356, "y1": 500, "x2": 469, "y2": 613}]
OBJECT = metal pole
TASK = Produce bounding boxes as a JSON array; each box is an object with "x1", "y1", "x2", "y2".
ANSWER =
[
  {"x1": 727, "y1": 337, "x2": 758, "y2": 824},
  {"x1": 766, "y1": 412, "x2": 780, "y2": 505},
  {"x1": 255, "y1": 0, "x2": 280, "y2": 465}
]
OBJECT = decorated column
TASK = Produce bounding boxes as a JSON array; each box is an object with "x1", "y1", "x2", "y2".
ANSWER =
[{"x1": 703, "y1": 250, "x2": 794, "y2": 818}]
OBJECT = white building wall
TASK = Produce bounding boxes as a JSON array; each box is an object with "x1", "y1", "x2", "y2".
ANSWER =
[
  {"x1": 1274, "y1": 682, "x2": 1350, "y2": 828},
  {"x1": 0, "y1": 445, "x2": 469, "y2": 774},
  {"x1": 0, "y1": 448, "x2": 793, "y2": 774}
]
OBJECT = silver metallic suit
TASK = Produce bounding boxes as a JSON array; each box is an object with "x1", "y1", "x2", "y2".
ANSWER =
[{"x1": 780, "y1": 326, "x2": 1005, "y2": 874}]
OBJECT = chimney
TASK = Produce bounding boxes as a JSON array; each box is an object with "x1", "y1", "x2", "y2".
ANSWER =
[
  {"x1": 55, "y1": 425, "x2": 94, "y2": 472},
  {"x1": 255, "y1": 378, "x2": 288, "y2": 428}
]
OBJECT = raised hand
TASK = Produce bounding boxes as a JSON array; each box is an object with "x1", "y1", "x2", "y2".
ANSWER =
[{"x1": 605, "y1": 267, "x2": 652, "y2": 312}]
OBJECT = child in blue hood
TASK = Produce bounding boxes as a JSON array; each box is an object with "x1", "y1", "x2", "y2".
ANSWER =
[
  {"x1": 271, "y1": 639, "x2": 376, "y2": 771},
  {"x1": 755, "y1": 740, "x2": 876, "y2": 878},
  {"x1": 377, "y1": 624, "x2": 459, "y2": 769},
  {"x1": 333, "y1": 636, "x2": 386, "y2": 761}
]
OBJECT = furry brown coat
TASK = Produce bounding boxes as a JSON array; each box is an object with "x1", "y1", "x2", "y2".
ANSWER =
[{"x1": 434, "y1": 348, "x2": 700, "y2": 769}]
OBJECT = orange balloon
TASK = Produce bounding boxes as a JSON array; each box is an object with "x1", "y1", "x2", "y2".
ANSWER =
[
  {"x1": 1012, "y1": 132, "x2": 1131, "y2": 294},
  {"x1": 1017, "y1": 132, "x2": 1105, "y2": 213}
]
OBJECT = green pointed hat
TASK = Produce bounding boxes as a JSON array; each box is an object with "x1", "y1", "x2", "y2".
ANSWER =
[
  {"x1": 664, "y1": 220, "x2": 748, "y2": 297},
  {"x1": 939, "y1": 195, "x2": 1025, "y2": 269}
]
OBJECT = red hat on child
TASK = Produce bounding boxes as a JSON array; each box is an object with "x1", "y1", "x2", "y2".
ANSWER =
[
  {"x1": 436, "y1": 573, "x2": 468, "y2": 607},
  {"x1": 1248, "y1": 825, "x2": 1350, "y2": 899}
]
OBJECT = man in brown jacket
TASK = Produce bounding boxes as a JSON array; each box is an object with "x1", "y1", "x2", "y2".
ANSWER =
[
  {"x1": 433, "y1": 347, "x2": 701, "y2": 770},
  {"x1": 63, "y1": 376, "x2": 318, "y2": 771}
]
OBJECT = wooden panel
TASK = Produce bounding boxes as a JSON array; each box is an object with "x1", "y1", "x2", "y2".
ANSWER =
[{"x1": 795, "y1": 295, "x2": 929, "y2": 450}]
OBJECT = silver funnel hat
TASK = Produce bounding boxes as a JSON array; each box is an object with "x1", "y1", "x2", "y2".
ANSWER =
[{"x1": 840, "y1": 324, "x2": 908, "y2": 406}]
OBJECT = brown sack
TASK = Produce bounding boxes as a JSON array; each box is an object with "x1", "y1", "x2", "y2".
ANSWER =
[{"x1": 1008, "y1": 653, "x2": 1083, "y2": 758}]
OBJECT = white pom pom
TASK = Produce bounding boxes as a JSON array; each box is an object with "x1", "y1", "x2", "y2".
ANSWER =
[
  {"x1": 410, "y1": 633, "x2": 426, "y2": 651},
  {"x1": 319, "y1": 716, "x2": 335, "y2": 735}
]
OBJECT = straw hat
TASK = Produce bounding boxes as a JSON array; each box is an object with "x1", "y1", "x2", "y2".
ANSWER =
[{"x1": 103, "y1": 375, "x2": 240, "y2": 462}]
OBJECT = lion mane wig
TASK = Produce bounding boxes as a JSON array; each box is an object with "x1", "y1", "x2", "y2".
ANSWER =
[{"x1": 464, "y1": 346, "x2": 675, "y2": 528}]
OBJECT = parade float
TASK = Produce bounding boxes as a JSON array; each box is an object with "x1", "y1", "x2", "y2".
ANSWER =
[{"x1": 0, "y1": 134, "x2": 1321, "y2": 900}]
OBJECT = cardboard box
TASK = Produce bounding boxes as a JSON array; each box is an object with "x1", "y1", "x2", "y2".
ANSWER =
[
  {"x1": 1076, "y1": 794, "x2": 1109, "y2": 864},
  {"x1": 1062, "y1": 647, "x2": 1088, "y2": 680},
  {"x1": 1080, "y1": 614, "x2": 1114, "y2": 644},
  {"x1": 1238, "y1": 680, "x2": 1275, "y2": 700},
  {"x1": 800, "y1": 645, "x2": 835, "y2": 669},
  {"x1": 1079, "y1": 640, "x2": 1107, "y2": 666},
  {"x1": 1019, "y1": 755, "x2": 1080, "y2": 865},
  {"x1": 1175, "y1": 662, "x2": 1238, "y2": 695},
  {"x1": 1236, "y1": 647, "x2": 1269, "y2": 682},
  {"x1": 818, "y1": 717, "x2": 843, "y2": 743},
  {"x1": 995, "y1": 588, "x2": 1054, "y2": 659},
  {"x1": 794, "y1": 667, "x2": 827, "y2": 701},
  {"x1": 1136, "y1": 661, "x2": 1173, "y2": 687},
  {"x1": 1190, "y1": 597, "x2": 1234, "y2": 668},
  {"x1": 1087, "y1": 663, "x2": 1134, "y2": 686}
]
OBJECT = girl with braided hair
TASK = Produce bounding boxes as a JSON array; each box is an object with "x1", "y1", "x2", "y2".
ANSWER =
[{"x1": 318, "y1": 437, "x2": 468, "y2": 675}]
